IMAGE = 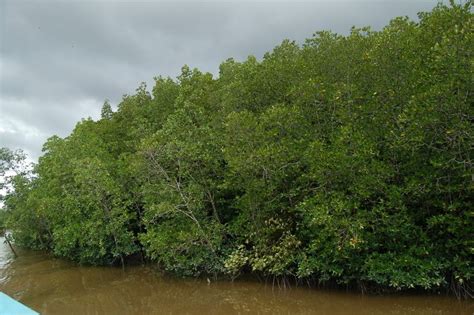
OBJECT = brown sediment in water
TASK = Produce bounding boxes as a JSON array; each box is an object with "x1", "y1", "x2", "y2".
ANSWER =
[{"x1": 1, "y1": 237, "x2": 472, "y2": 315}]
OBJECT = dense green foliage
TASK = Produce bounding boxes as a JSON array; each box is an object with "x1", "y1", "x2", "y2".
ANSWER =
[{"x1": 2, "y1": 3, "x2": 473, "y2": 295}]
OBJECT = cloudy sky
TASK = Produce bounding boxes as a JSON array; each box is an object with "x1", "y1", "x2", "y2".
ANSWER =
[{"x1": 1, "y1": 0, "x2": 440, "y2": 161}]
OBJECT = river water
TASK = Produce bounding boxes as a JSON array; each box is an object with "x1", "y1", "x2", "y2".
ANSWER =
[{"x1": 0, "y1": 237, "x2": 472, "y2": 315}]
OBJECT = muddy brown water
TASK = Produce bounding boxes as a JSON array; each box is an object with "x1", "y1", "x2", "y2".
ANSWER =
[{"x1": 0, "y1": 237, "x2": 472, "y2": 315}]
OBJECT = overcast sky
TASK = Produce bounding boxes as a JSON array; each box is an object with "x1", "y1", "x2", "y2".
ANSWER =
[{"x1": 1, "y1": 0, "x2": 440, "y2": 161}]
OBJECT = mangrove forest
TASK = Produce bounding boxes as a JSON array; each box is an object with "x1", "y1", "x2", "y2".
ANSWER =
[{"x1": 1, "y1": 1, "x2": 473, "y2": 298}]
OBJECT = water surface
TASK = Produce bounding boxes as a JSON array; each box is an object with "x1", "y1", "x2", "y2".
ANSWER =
[{"x1": 1, "y1": 237, "x2": 472, "y2": 315}]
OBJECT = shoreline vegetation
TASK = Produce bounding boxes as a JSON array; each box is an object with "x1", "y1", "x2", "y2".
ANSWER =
[{"x1": 1, "y1": 2, "x2": 472, "y2": 298}]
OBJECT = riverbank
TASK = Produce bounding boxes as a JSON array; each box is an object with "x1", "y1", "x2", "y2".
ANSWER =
[{"x1": 1, "y1": 238, "x2": 472, "y2": 315}]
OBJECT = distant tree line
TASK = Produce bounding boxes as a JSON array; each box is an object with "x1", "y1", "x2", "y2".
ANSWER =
[{"x1": 2, "y1": 2, "x2": 472, "y2": 296}]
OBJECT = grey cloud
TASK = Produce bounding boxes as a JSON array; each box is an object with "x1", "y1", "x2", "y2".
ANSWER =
[{"x1": 1, "y1": 0, "x2": 440, "y2": 161}]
